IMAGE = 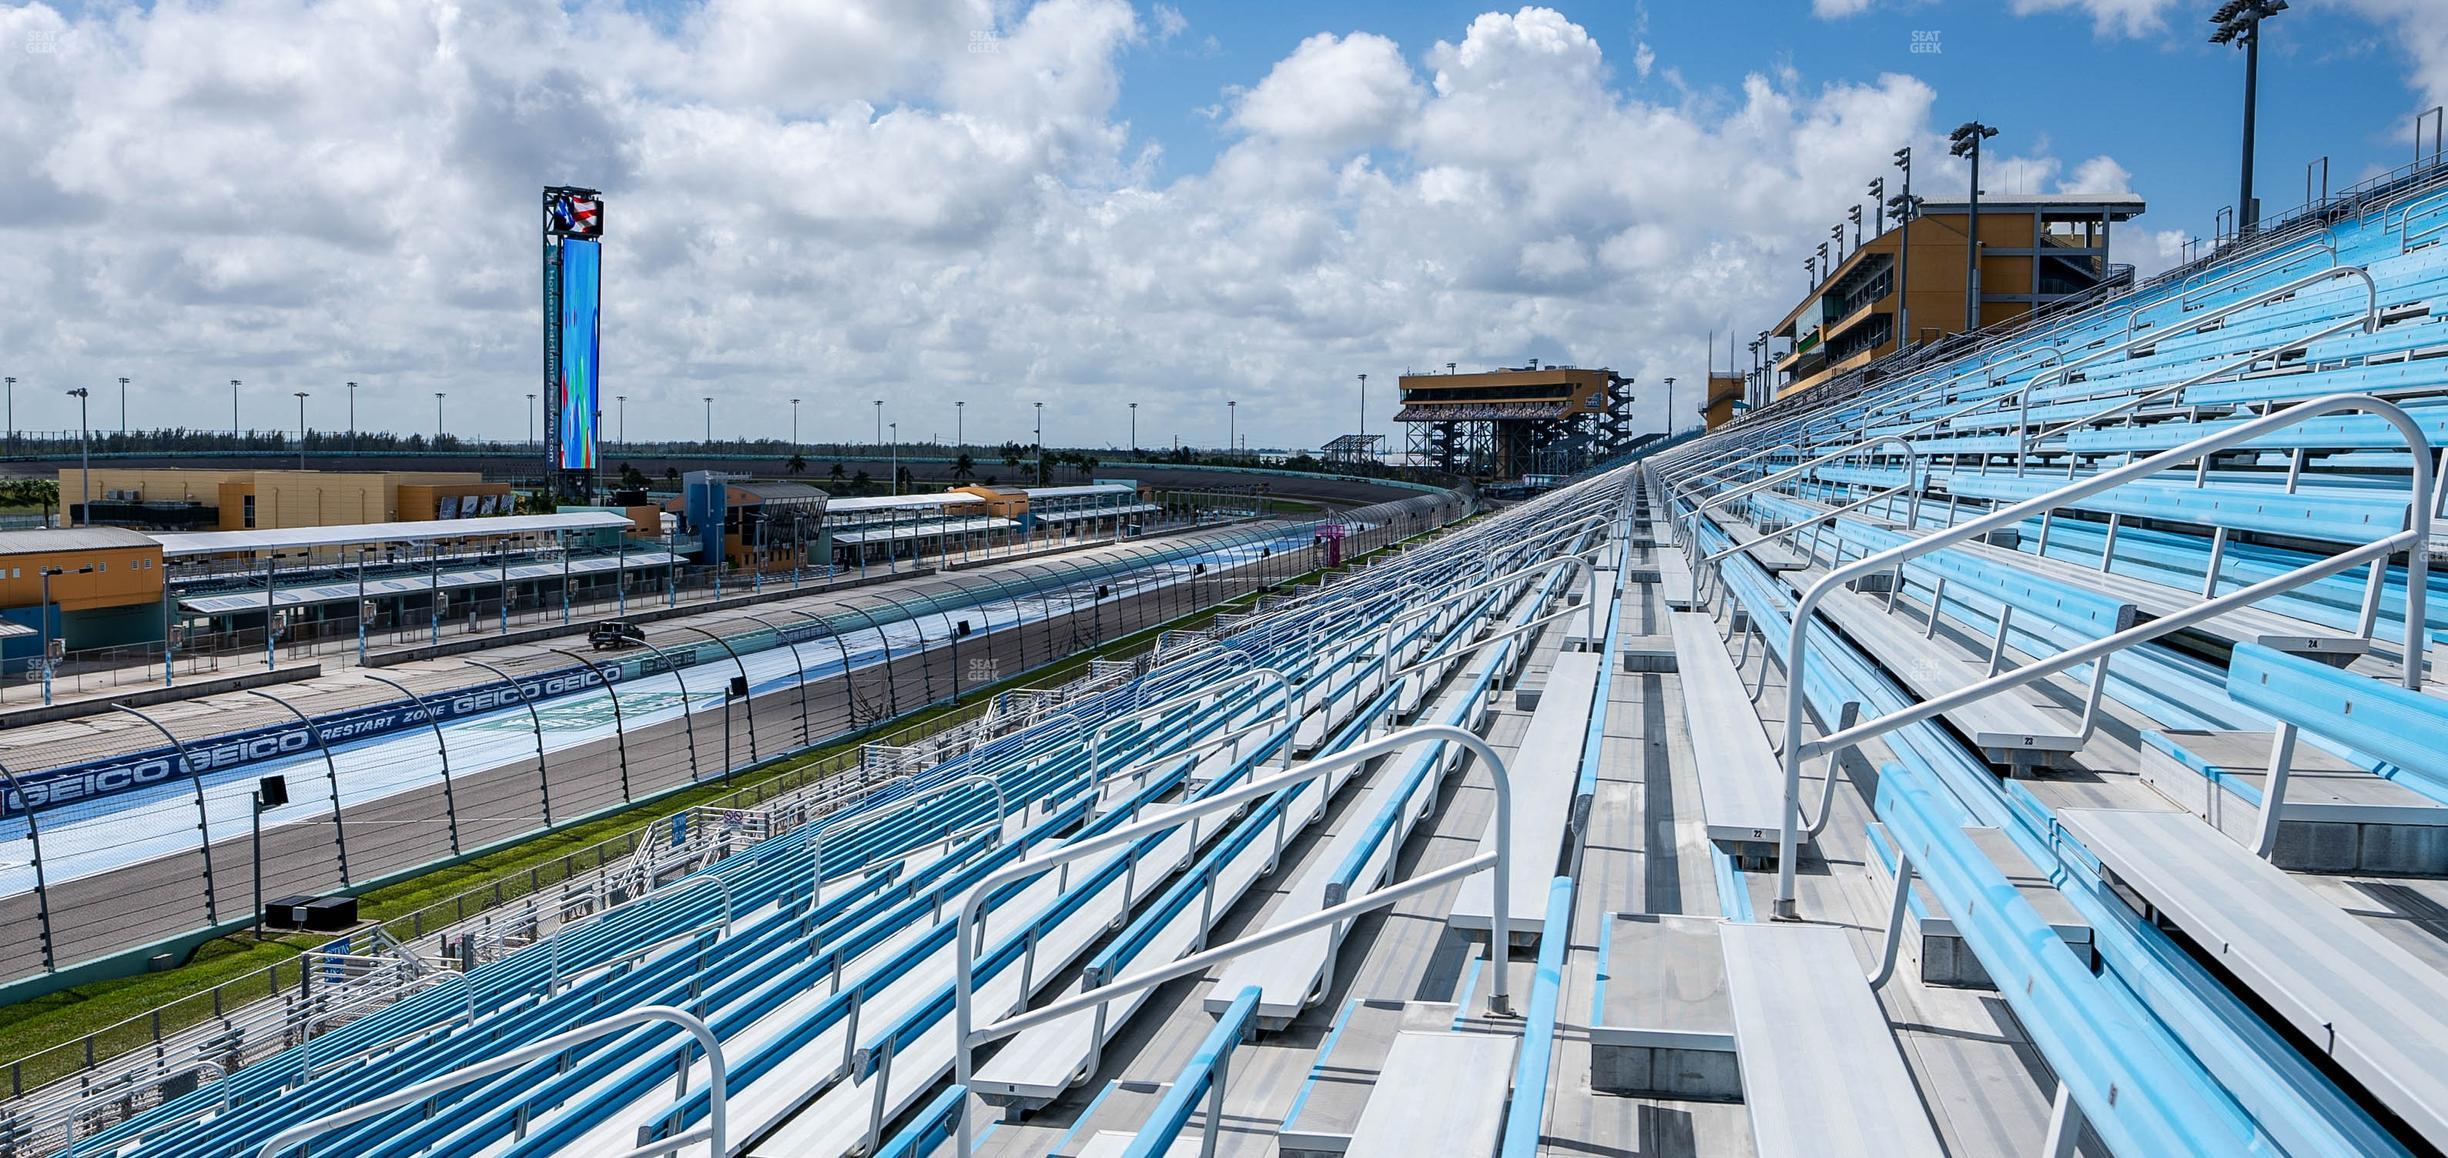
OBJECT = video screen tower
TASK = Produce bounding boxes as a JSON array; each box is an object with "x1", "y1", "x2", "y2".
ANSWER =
[{"x1": 542, "y1": 186, "x2": 604, "y2": 502}]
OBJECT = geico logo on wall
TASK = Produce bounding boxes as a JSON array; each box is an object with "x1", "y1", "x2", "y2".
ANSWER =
[{"x1": 1, "y1": 663, "x2": 626, "y2": 817}]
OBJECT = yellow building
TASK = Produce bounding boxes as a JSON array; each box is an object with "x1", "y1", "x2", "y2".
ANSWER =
[
  {"x1": 1704, "y1": 370, "x2": 1745, "y2": 432},
  {"x1": 1769, "y1": 193, "x2": 2146, "y2": 399},
  {"x1": 1394, "y1": 365, "x2": 1636, "y2": 478},
  {"x1": 0, "y1": 527, "x2": 167, "y2": 666},
  {"x1": 62, "y1": 468, "x2": 511, "y2": 530}
]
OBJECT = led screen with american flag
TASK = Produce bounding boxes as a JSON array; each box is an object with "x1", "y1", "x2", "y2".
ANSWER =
[{"x1": 546, "y1": 190, "x2": 603, "y2": 239}]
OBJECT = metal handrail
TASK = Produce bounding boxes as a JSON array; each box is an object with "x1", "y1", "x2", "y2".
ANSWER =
[
  {"x1": 1766, "y1": 393, "x2": 2432, "y2": 918},
  {"x1": 253, "y1": 1005, "x2": 725, "y2": 1158},
  {"x1": 57, "y1": 1060, "x2": 227, "y2": 1157},
  {"x1": 547, "y1": 873, "x2": 734, "y2": 990},
  {"x1": 2014, "y1": 264, "x2": 2381, "y2": 472},
  {"x1": 1088, "y1": 667, "x2": 1294, "y2": 779},
  {"x1": 2163, "y1": 234, "x2": 2340, "y2": 321},
  {"x1": 1386, "y1": 602, "x2": 1584, "y2": 684},
  {"x1": 2031, "y1": 263, "x2": 2376, "y2": 410},
  {"x1": 1377, "y1": 553, "x2": 1598, "y2": 640},
  {"x1": 1678, "y1": 436, "x2": 1920, "y2": 544},
  {"x1": 949, "y1": 723, "x2": 1517, "y2": 1156},
  {"x1": 1699, "y1": 481, "x2": 1923, "y2": 568},
  {"x1": 297, "y1": 973, "x2": 477, "y2": 1081},
  {"x1": 1086, "y1": 714, "x2": 1283, "y2": 812},
  {"x1": 1687, "y1": 442, "x2": 1797, "y2": 490},
  {"x1": 2392, "y1": 184, "x2": 2448, "y2": 242},
  {"x1": 2020, "y1": 309, "x2": 2385, "y2": 465},
  {"x1": 809, "y1": 772, "x2": 1008, "y2": 906}
]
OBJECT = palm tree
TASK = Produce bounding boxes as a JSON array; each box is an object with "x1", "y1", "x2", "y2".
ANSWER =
[
  {"x1": 786, "y1": 453, "x2": 807, "y2": 475},
  {"x1": 851, "y1": 469, "x2": 872, "y2": 494},
  {"x1": 828, "y1": 461, "x2": 846, "y2": 483},
  {"x1": 952, "y1": 452, "x2": 975, "y2": 480}
]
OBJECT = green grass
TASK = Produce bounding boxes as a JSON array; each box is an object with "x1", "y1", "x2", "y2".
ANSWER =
[{"x1": 0, "y1": 524, "x2": 1435, "y2": 1083}]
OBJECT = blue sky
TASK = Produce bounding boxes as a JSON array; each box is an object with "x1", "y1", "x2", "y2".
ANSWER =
[
  {"x1": 3, "y1": 0, "x2": 2444, "y2": 447},
  {"x1": 1114, "y1": 1, "x2": 2429, "y2": 256}
]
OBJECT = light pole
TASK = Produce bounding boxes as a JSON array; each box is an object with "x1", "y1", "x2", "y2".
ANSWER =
[
  {"x1": 873, "y1": 399, "x2": 882, "y2": 446},
  {"x1": 66, "y1": 388, "x2": 88, "y2": 526},
  {"x1": 433, "y1": 391, "x2": 446, "y2": 443},
  {"x1": 956, "y1": 400, "x2": 964, "y2": 450},
  {"x1": 1950, "y1": 120, "x2": 1999, "y2": 332},
  {"x1": 616, "y1": 394, "x2": 627, "y2": 450},
  {"x1": 790, "y1": 398, "x2": 801, "y2": 451},
  {"x1": 4, "y1": 376, "x2": 13, "y2": 451},
  {"x1": 1746, "y1": 339, "x2": 1762, "y2": 409},
  {"x1": 703, "y1": 396, "x2": 713, "y2": 445},
  {"x1": 527, "y1": 393, "x2": 537, "y2": 449},
  {"x1": 1848, "y1": 204, "x2": 1863, "y2": 250},
  {"x1": 1756, "y1": 329, "x2": 1771, "y2": 403},
  {"x1": 230, "y1": 379, "x2": 241, "y2": 437},
  {"x1": 116, "y1": 377, "x2": 127, "y2": 435},
  {"x1": 1357, "y1": 374, "x2": 1366, "y2": 457},
  {"x1": 1889, "y1": 146, "x2": 1916, "y2": 348},
  {"x1": 346, "y1": 381, "x2": 358, "y2": 455},
  {"x1": 2213, "y1": 1, "x2": 2286, "y2": 238},
  {"x1": 1227, "y1": 399, "x2": 1236, "y2": 457},
  {"x1": 293, "y1": 391, "x2": 309, "y2": 471},
  {"x1": 1033, "y1": 401, "x2": 1044, "y2": 486},
  {"x1": 889, "y1": 421, "x2": 899, "y2": 495},
  {"x1": 1662, "y1": 376, "x2": 1676, "y2": 436},
  {"x1": 1128, "y1": 402, "x2": 1136, "y2": 455}
]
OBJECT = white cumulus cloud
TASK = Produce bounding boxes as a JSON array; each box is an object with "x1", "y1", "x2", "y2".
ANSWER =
[
  {"x1": 2007, "y1": 0, "x2": 2184, "y2": 39},
  {"x1": 1230, "y1": 31, "x2": 1420, "y2": 151},
  {"x1": 0, "y1": 2, "x2": 2170, "y2": 449}
]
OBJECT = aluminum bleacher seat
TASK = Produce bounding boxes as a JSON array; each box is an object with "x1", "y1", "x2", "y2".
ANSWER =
[{"x1": 2060, "y1": 806, "x2": 2448, "y2": 1149}]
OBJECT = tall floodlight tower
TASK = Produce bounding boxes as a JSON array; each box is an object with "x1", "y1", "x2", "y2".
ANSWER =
[{"x1": 542, "y1": 186, "x2": 606, "y2": 503}]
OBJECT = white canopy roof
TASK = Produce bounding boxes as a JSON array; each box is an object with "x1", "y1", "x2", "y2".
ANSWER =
[{"x1": 153, "y1": 511, "x2": 635, "y2": 558}]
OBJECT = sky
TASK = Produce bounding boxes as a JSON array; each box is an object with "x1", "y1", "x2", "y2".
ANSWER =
[{"x1": 2, "y1": 0, "x2": 2444, "y2": 453}]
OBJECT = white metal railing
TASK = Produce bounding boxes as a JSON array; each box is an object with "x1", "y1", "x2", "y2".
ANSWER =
[
  {"x1": 948, "y1": 723, "x2": 1518, "y2": 1157},
  {"x1": 2014, "y1": 264, "x2": 2381, "y2": 473},
  {"x1": 1677, "y1": 436, "x2": 1922, "y2": 553},
  {"x1": 252, "y1": 1005, "x2": 724, "y2": 1158},
  {"x1": 1764, "y1": 394, "x2": 2432, "y2": 918},
  {"x1": 55, "y1": 1060, "x2": 227, "y2": 1157},
  {"x1": 546, "y1": 874, "x2": 734, "y2": 993},
  {"x1": 808, "y1": 773, "x2": 1008, "y2": 906},
  {"x1": 1087, "y1": 666, "x2": 1296, "y2": 786}
]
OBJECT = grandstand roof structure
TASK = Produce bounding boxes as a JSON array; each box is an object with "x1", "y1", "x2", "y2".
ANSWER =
[{"x1": 150, "y1": 510, "x2": 633, "y2": 557}]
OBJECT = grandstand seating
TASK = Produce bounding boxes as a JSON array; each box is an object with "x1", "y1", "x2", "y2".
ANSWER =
[{"x1": 53, "y1": 159, "x2": 2448, "y2": 1158}]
